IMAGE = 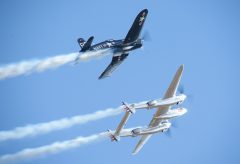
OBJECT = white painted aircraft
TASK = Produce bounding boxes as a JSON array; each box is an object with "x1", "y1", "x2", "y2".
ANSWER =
[
  {"x1": 107, "y1": 65, "x2": 187, "y2": 154},
  {"x1": 134, "y1": 93, "x2": 186, "y2": 109}
]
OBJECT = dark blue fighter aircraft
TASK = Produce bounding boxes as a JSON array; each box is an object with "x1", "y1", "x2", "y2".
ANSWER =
[{"x1": 75, "y1": 9, "x2": 148, "y2": 79}]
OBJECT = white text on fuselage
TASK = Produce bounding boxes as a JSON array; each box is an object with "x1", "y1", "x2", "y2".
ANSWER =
[{"x1": 93, "y1": 42, "x2": 112, "y2": 50}]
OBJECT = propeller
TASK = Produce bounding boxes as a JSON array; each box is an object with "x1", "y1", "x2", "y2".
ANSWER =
[
  {"x1": 171, "y1": 120, "x2": 178, "y2": 128},
  {"x1": 142, "y1": 30, "x2": 151, "y2": 42},
  {"x1": 178, "y1": 84, "x2": 185, "y2": 94},
  {"x1": 164, "y1": 120, "x2": 178, "y2": 138},
  {"x1": 177, "y1": 84, "x2": 194, "y2": 107},
  {"x1": 165, "y1": 128, "x2": 172, "y2": 138}
]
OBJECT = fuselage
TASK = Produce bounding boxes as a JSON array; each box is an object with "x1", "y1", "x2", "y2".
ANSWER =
[
  {"x1": 147, "y1": 94, "x2": 187, "y2": 108},
  {"x1": 154, "y1": 107, "x2": 187, "y2": 119},
  {"x1": 114, "y1": 107, "x2": 187, "y2": 139},
  {"x1": 130, "y1": 108, "x2": 187, "y2": 136},
  {"x1": 116, "y1": 122, "x2": 171, "y2": 139},
  {"x1": 91, "y1": 38, "x2": 142, "y2": 52},
  {"x1": 131, "y1": 122, "x2": 171, "y2": 136},
  {"x1": 79, "y1": 38, "x2": 143, "y2": 60},
  {"x1": 134, "y1": 94, "x2": 187, "y2": 109}
]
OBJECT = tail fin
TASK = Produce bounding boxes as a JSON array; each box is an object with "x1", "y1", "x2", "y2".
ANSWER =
[
  {"x1": 107, "y1": 129, "x2": 120, "y2": 142},
  {"x1": 77, "y1": 36, "x2": 94, "y2": 52},
  {"x1": 77, "y1": 38, "x2": 86, "y2": 49},
  {"x1": 124, "y1": 9, "x2": 148, "y2": 44}
]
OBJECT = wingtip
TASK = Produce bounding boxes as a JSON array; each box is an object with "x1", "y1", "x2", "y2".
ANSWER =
[
  {"x1": 175, "y1": 64, "x2": 184, "y2": 80},
  {"x1": 132, "y1": 147, "x2": 141, "y2": 155},
  {"x1": 138, "y1": 9, "x2": 148, "y2": 16},
  {"x1": 98, "y1": 75, "x2": 110, "y2": 80},
  {"x1": 179, "y1": 64, "x2": 184, "y2": 72},
  {"x1": 98, "y1": 73, "x2": 105, "y2": 80},
  {"x1": 132, "y1": 151, "x2": 138, "y2": 155},
  {"x1": 142, "y1": 9, "x2": 148, "y2": 13}
]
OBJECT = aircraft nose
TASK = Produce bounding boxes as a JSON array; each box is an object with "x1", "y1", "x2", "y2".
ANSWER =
[
  {"x1": 166, "y1": 122, "x2": 171, "y2": 128},
  {"x1": 182, "y1": 94, "x2": 187, "y2": 100},
  {"x1": 182, "y1": 108, "x2": 187, "y2": 114}
]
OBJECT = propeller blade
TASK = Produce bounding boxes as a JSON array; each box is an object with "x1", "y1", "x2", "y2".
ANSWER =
[
  {"x1": 171, "y1": 120, "x2": 178, "y2": 128},
  {"x1": 142, "y1": 30, "x2": 151, "y2": 42},
  {"x1": 177, "y1": 84, "x2": 195, "y2": 108},
  {"x1": 165, "y1": 129, "x2": 172, "y2": 138},
  {"x1": 178, "y1": 84, "x2": 185, "y2": 94}
]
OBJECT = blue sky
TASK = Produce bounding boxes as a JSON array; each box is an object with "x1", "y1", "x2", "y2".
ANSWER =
[{"x1": 0, "y1": 0, "x2": 240, "y2": 163}]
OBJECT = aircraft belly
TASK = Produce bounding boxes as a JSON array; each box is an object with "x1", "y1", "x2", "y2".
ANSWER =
[
  {"x1": 138, "y1": 128, "x2": 163, "y2": 135},
  {"x1": 154, "y1": 96, "x2": 182, "y2": 107},
  {"x1": 122, "y1": 46, "x2": 134, "y2": 51},
  {"x1": 139, "y1": 124, "x2": 170, "y2": 135}
]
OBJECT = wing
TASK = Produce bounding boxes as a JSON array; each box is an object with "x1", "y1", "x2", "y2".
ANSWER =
[
  {"x1": 124, "y1": 9, "x2": 148, "y2": 44},
  {"x1": 132, "y1": 134, "x2": 152, "y2": 155},
  {"x1": 114, "y1": 112, "x2": 131, "y2": 137},
  {"x1": 98, "y1": 53, "x2": 128, "y2": 79},
  {"x1": 132, "y1": 65, "x2": 184, "y2": 155},
  {"x1": 149, "y1": 65, "x2": 184, "y2": 127}
]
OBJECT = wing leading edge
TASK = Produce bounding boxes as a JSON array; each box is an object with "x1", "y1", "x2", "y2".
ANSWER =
[
  {"x1": 150, "y1": 64, "x2": 184, "y2": 126},
  {"x1": 132, "y1": 65, "x2": 184, "y2": 155},
  {"x1": 98, "y1": 53, "x2": 128, "y2": 79},
  {"x1": 132, "y1": 134, "x2": 152, "y2": 155}
]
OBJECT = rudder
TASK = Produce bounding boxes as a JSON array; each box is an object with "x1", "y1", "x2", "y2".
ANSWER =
[{"x1": 77, "y1": 38, "x2": 86, "y2": 49}]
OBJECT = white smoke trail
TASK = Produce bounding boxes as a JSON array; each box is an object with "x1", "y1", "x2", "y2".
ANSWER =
[
  {"x1": 0, "y1": 108, "x2": 122, "y2": 142},
  {"x1": 0, "y1": 49, "x2": 112, "y2": 80},
  {"x1": 0, "y1": 52, "x2": 78, "y2": 80},
  {"x1": 0, "y1": 132, "x2": 108, "y2": 164},
  {"x1": 0, "y1": 126, "x2": 141, "y2": 164},
  {"x1": 78, "y1": 49, "x2": 112, "y2": 61}
]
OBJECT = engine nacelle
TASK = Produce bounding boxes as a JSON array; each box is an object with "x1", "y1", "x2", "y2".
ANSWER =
[
  {"x1": 131, "y1": 128, "x2": 142, "y2": 136},
  {"x1": 154, "y1": 108, "x2": 187, "y2": 119},
  {"x1": 147, "y1": 100, "x2": 157, "y2": 108},
  {"x1": 130, "y1": 123, "x2": 171, "y2": 136},
  {"x1": 177, "y1": 101, "x2": 183, "y2": 105}
]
